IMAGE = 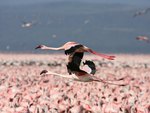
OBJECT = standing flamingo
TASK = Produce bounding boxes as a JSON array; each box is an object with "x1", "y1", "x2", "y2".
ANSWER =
[{"x1": 35, "y1": 41, "x2": 115, "y2": 60}]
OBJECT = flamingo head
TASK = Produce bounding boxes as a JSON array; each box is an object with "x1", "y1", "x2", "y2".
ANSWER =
[
  {"x1": 35, "y1": 45, "x2": 47, "y2": 49},
  {"x1": 40, "y1": 70, "x2": 48, "y2": 75},
  {"x1": 136, "y1": 36, "x2": 141, "y2": 40}
]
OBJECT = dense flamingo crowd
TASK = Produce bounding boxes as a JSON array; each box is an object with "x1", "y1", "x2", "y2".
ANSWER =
[{"x1": 0, "y1": 53, "x2": 150, "y2": 113}]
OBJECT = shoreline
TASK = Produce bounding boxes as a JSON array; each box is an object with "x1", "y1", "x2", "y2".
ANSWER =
[
  {"x1": 0, "y1": 53, "x2": 150, "y2": 68},
  {"x1": 0, "y1": 52, "x2": 150, "y2": 60}
]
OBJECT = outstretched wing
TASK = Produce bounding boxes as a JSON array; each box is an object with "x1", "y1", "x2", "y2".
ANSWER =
[
  {"x1": 67, "y1": 52, "x2": 84, "y2": 74},
  {"x1": 64, "y1": 44, "x2": 85, "y2": 75},
  {"x1": 83, "y1": 60, "x2": 96, "y2": 75},
  {"x1": 64, "y1": 44, "x2": 83, "y2": 55}
]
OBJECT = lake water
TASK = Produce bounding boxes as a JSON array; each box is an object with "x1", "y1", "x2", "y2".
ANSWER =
[{"x1": 0, "y1": 1, "x2": 150, "y2": 53}]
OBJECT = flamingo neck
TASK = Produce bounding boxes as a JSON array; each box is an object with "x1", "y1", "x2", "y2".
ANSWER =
[{"x1": 45, "y1": 46, "x2": 64, "y2": 50}]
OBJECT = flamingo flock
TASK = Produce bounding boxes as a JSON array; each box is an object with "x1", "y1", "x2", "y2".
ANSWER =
[
  {"x1": 0, "y1": 54, "x2": 150, "y2": 112},
  {"x1": 0, "y1": 1, "x2": 150, "y2": 112}
]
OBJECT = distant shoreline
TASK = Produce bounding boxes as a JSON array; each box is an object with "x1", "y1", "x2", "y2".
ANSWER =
[
  {"x1": 0, "y1": 51, "x2": 150, "y2": 55},
  {"x1": 0, "y1": 52, "x2": 150, "y2": 64}
]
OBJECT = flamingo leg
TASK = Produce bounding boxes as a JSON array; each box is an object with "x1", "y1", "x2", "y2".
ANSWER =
[
  {"x1": 92, "y1": 76, "x2": 127, "y2": 86},
  {"x1": 88, "y1": 49, "x2": 115, "y2": 60}
]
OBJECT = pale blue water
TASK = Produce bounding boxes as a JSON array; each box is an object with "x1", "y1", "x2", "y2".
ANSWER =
[{"x1": 0, "y1": 0, "x2": 150, "y2": 53}]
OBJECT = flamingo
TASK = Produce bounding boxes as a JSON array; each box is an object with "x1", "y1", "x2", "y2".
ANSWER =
[
  {"x1": 39, "y1": 57, "x2": 126, "y2": 85},
  {"x1": 36, "y1": 41, "x2": 125, "y2": 85},
  {"x1": 35, "y1": 41, "x2": 115, "y2": 60},
  {"x1": 35, "y1": 41, "x2": 114, "y2": 75},
  {"x1": 22, "y1": 22, "x2": 33, "y2": 28},
  {"x1": 21, "y1": 21, "x2": 37, "y2": 28},
  {"x1": 133, "y1": 8, "x2": 150, "y2": 17},
  {"x1": 40, "y1": 69, "x2": 127, "y2": 86},
  {"x1": 136, "y1": 36, "x2": 150, "y2": 43},
  {"x1": 39, "y1": 51, "x2": 125, "y2": 86}
]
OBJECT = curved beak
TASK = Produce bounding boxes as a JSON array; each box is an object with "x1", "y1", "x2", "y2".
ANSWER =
[
  {"x1": 40, "y1": 70, "x2": 48, "y2": 75},
  {"x1": 35, "y1": 45, "x2": 42, "y2": 49}
]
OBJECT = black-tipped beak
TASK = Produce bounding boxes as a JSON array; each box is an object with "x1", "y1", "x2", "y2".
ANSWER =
[
  {"x1": 136, "y1": 37, "x2": 139, "y2": 40},
  {"x1": 35, "y1": 45, "x2": 42, "y2": 49},
  {"x1": 40, "y1": 70, "x2": 48, "y2": 75}
]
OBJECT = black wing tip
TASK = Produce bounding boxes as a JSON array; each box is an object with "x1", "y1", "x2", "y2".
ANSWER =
[
  {"x1": 83, "y1": 60, "x2": 94, "y2": 64},
  {"x1": 83, "y1": 60, "x2": 96, "y2": 68},
  {"x1": 83, "y1": 60, "x2": 96, "y2": 75}
]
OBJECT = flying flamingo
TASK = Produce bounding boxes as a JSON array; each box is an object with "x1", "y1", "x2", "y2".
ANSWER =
[
  {"x1": 133, "y1": 8, "x2": 150, "y2": 17},
  {"x1": 21, "y1": 21, "x2": 37, "y2": 28},
  {"x1": 40, "y1": 69, "x2": 126, "y2": 86},
  {"x1": 38, "y1": 44, "x2": 125, "y2": 85},
  {"x1": 136, "y1": 36, "x2": 150, "y2": 43},
  {"x1": 66, "y1": 51, "x2": 96, "y2": 75},
  {"x1": 82, "y1": 60, "x2": 96, "y2": 75},
  {"x1": 22, "y1": 22, "x2": 32, "y2": 28},
  {"x1": 36, "y1": 41, "x2": 125, "y2": 85},
  {"x1": 35, "y1": 41, "x2": 115, "y2": 75},
  {"x1": 35, "y1": 41, "x2": 115, "y2": 60}
]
